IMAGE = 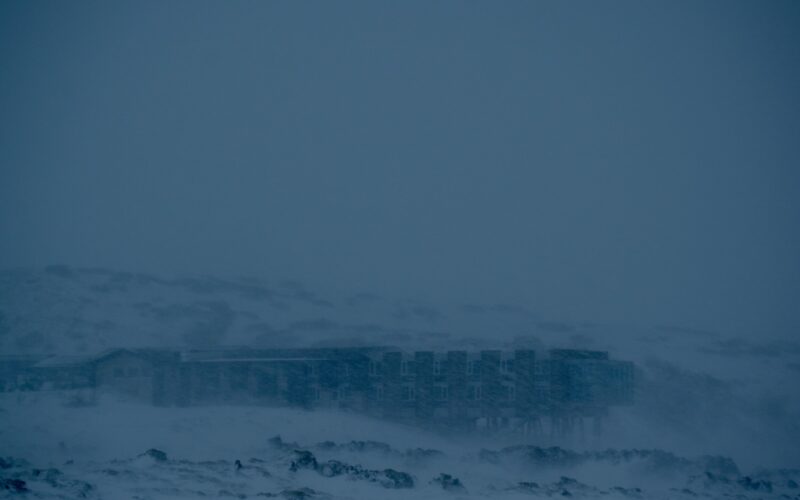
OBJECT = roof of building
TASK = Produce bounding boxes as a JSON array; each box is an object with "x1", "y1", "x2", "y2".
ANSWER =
[
  {"x1": 34, "y1": 354, "x2": 98, "y2": 368},
  {"x1": 180, "y1": 347, "x2": 389, "y2": 363},
  {"x1": 26, "y1": 347, "x2": 622, "y2": 369},
  {"x1": 190, "y1": 357, "x2": 330, "y2": 363},
  {"x1": 37, "y1": 348, "x2": 181, "y2": 367},
  {"x1": 549, "y1": 349, "x2": 609, "y2": 360}
]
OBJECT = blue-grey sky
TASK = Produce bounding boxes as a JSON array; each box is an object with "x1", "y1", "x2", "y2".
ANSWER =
[{"x1": 1, "y1": 1, "x2": 798, "y2": 337}]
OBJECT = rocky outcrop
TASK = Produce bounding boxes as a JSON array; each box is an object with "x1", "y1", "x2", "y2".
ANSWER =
[
  {"x1": 430, "y1": 473, "x2": 465, "y2": 492},
  {"x1": 289, "y1": 449, "x2": 415, "y2": 489}
]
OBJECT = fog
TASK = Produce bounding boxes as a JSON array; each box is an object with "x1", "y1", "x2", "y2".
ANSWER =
[
  {"x1": 3, "y1": 0, "x2": 799, "y2": 335},
  {"x1": 1, "y1": 1, "x2": 799, "y2": 499}
]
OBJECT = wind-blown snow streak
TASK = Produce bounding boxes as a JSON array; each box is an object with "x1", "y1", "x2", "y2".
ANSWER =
[
  {"x1": 1, "y1": 395, "x2": 798, "y2": 499},
  {"x1": 1, "y1": 266, "x2": 799, "y2": 497}
]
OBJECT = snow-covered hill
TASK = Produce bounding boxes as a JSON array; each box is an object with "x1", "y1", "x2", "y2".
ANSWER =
[
  {"x1": 2, "y1": 394, "x2": 799, "y2": 499},
  {"x1": 1, "y1": 266, "x2": 797, "y2": 367},
  {"x1": 1, "y1": 265, "x2": 799, "y2": 490}
]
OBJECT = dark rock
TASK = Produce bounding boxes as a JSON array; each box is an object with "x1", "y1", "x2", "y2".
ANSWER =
[
  {"x1": 702, "y1": 471, "x2": 731, "y2": 485},
  {"x1": 32, "y1": 467, "x2": 64, "y2": 486},
  {"x1": 258, "y1": 487, "x2": 326, "y2": 498},
  {"x1": 610, "y1": 486, "x2": 643, "y2": 498},
  {"x1": 737, "y1": 476, "x2": 772, "y2": 492},
  {"x1": 0, "y1": 478, "x2": 28, "y2": 493},
  {"x1": 318, "y1": 460, "x2": 348, "y2": 477},
  {"x1": 290, "y1": 450, "x2": 318, "y2": 472},
  {"x1": 556, "y1": 477, "x2": 581, "y2": 488},
  {"x1": 286, "y1": 448, "x2": 413, "y2": 489},
  {"x1": 140, "y1": 448, "x2": 168, "y2": 462},
  {"x1": 380, "y1": 468, "x2": 414, "y2": 489},
  {"x1": 552, "y1": 476, "x2": 596, "y2": 497},
  {"x1": 25, "y1": 469, "x2": 95, "y2": 498},
  {"x1": 277, "y1": 487, "x2": 318, "y2": 499},
  {"x1": 431, "y1": 473, "x2": 465, "y2": 492}
]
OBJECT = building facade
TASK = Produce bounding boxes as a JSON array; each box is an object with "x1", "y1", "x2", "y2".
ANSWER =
[{"x1": 2, "y1": 346, "x2": 634, "y2": 431}]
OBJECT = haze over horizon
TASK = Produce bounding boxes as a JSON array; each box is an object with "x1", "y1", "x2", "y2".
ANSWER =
[{"x1": 2, "y1": 1, "x2": 799, "y2": 338}]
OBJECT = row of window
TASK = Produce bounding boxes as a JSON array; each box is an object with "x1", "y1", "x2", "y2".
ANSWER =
[
  {"x1": 312, "y1": 384, "x2": 518, "y2": 403},
  {"x1": 372, "y1": 359, "x2": 518, "y2": 377},
  {"x1": 385, "y1": 384, "x2": 517, "y2": 402},
  {"x1": 112, "y1": 367, "x2": 149, "y2": 378},
  {"x1": 312, "y1": 386, "x2": 350, "y2": 401},
  {"x1": 184, "y1": 359, "x2": 529, "y2": 380}
]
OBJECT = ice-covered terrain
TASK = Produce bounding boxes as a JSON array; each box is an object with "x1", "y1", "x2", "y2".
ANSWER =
[
  {"x1": 1, "y1": 266, "x2": 799, "y2": 498},
  {"x1": 2, "y1": 394, "x2": 799, "y2": 499}
]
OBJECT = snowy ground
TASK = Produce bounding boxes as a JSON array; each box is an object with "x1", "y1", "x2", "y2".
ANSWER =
[
  {"x1": 2, "y1": 393, "x2": 799, "y2": 499},
  {"x1": 2, "y1": 267, "x2": 799, "y2": 497}
]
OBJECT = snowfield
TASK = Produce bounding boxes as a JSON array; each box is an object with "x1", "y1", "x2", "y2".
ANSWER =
[
  {"x1": 2, "y1": 393, "x2": 799, "y2": 499},
  {"x1": 1, "y1": 267, "x2": 799, "y2": 498}
]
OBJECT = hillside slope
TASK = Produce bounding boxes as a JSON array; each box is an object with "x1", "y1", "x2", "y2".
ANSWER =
[{"x1": 1, "y1": 265, "x2": 799, "y2": 469}]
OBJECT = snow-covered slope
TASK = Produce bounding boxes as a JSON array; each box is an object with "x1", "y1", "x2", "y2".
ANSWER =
[
  {"x1": 1, "y1": 265, "x2": 799, "y2": 487},
  {"x1": 2, "y1": 394, "x2": 799, "y2": 499},
  {"x1": 1, "y1": 266, "x2": 797, "y2": 365}
]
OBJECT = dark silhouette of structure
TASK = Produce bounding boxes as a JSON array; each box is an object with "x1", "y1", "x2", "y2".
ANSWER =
[{"x1": 0, "y1": 347, "x2": 634, "y2": 433}]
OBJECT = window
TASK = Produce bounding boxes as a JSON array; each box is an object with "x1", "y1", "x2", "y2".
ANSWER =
[
  {"x1": 402, "y1": 385, "x2": 415, "y2": 401},
  {"x1": 433, "y1": 360, "x2": 442, "y2": 376},
  {"x1": 502, "y1": 360, "x2": 515, "y2": 373},
  {"x1": 374, "y1": 385, "x2": 384, "y2": 401},
  {"x1": 204, "y1": 367, "x2": 221, "y2": 390},
  {"x1": 506, "y1": 385, "x2": 516, "y2": 401},
  {"x1": 401, "y1": 360, "x2": 415, "y2": 376},
  {"x1": 229, "y1": 366, "x2": 249, "y2": 390},
  {"x1": 257, "y1": 373, "x2": 277, "y2": 397},
  {"x1": 468, "y1": 384, "x2": 482, "y2": 401},
  {"x1": 313, "y1": 387, "x2": 321, "y2": 401},
  {"x1": 368, "y1": 361, "x2": 379, "y2": 376},
  {"x1": 434, "y1": 385, "x2": 448, "y2": 401},
  {"x1": 467, "y1": 360, "x2": 481, "y2": 376}
]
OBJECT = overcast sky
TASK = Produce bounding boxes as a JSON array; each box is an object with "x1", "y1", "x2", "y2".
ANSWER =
[{"x1": 1, "y1": 1, "x2": 798, "y2": 337}]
